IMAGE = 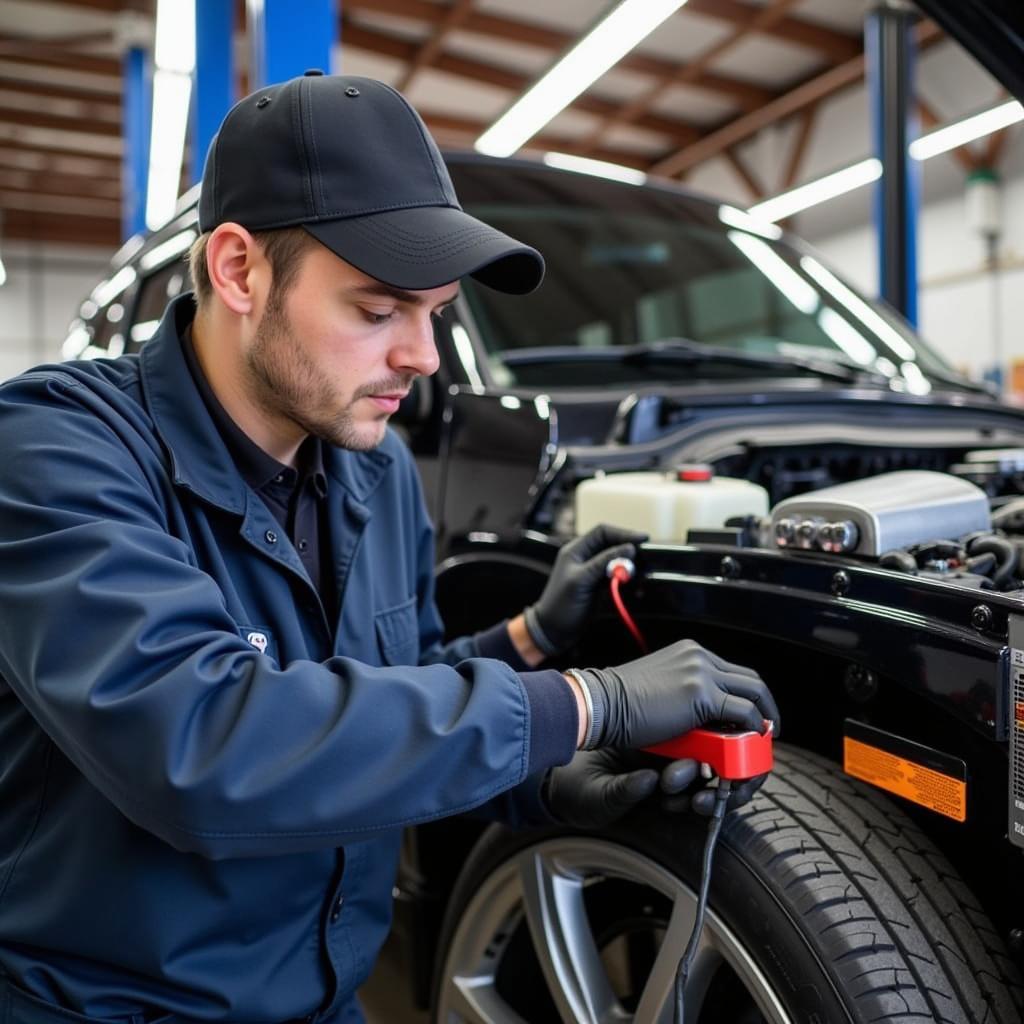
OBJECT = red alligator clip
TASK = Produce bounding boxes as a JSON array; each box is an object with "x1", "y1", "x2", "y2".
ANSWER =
[{"x1": 644, "y1": 721, "x2": 774, "y2": 780}]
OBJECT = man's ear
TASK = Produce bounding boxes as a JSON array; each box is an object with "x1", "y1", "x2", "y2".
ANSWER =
[{"x1": 204, "y1": 223, "x2": 268, "y2": 316}]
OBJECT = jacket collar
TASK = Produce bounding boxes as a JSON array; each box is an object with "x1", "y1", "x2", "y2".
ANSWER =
[{"x1": 140, "y1": 294, "x2": 392, "y2": 511}]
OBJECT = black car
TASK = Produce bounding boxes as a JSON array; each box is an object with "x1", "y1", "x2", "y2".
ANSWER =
[{"x1": 63, "y1": 146, "x2": 1024, "y2": 1022}]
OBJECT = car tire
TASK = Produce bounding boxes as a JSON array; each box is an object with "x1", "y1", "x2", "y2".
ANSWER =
[{"x1": 431, "y1": 743, "x2": 1024, "y2": 1023}]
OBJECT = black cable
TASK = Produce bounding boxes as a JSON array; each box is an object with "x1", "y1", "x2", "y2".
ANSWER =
[{"x1": 674, "y1": 779, "x2": 732, "y2": 1024}]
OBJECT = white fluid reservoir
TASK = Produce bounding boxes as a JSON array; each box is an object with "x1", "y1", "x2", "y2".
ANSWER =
[{"x1": 575, "y1": 469, "x2": 769, "y2": 542}]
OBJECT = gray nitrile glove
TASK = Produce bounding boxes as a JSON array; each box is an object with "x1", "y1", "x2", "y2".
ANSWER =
[
  {"x1": 544, "y1": 749, "x2": 660, "y2": 828},
  {"x1": 545, "y1": 751, "x2": 767, "y2": 827},
  {"x1": 659, "y1": 758, "x2": 768, "y2": 816},
  {"x1": 574, "y1": 638, "x2": 780, "y2": 750},
  {"x1": 524, "y1": 524, "x2": 647, "y2": 657}
]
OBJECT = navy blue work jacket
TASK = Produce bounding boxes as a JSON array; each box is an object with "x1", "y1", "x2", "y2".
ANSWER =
[{"x1": 0, "y1": 296, "x2": 576, "y2": 1022}]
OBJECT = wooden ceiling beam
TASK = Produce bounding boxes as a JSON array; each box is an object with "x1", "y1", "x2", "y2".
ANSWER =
[
  {"x1": 344, "y1": 0, "x2": 773, "y2": 110},
  {"x1": 342, "y1": 19, "x2": 703, "y2": 146},
  {"x1": 684, "y1": 0, "x2": 860, "y2": 61},
  {"x1": 649, "y1": 18, "x2": 943, "y2": 178},
  {"x1": 26, "y1": 0, "x2": 150, "y2": 13},
  {"x1": 0, "y1": 189, "x2": 120, "y2": 219},
  {"x1": 918, "y1": 97, "x2": 979, "y2": 174},
  {"x1": 3, "y1": 207, "x2": 120, "y2": 246},
  {"x1": 396, "y1": 0, "x2": 476, "y2": 94},
  {"x1": 579, "y1": 0, "x2": 802, "y2": 153},
  {"x1": 0, "y1": 30, "x2": 114, "y2": 61},
  {"x1": 782, "y1": 106, "x2": 817, "y2": 189},
  {"x1": 0, "y1": 170, "x2": 120, "y2": 200},
  {"x1": 0, "y1": 105, "x2": 120, "y2": 136},
  {"x1": 984, "y1": 125, "x2": 1011, "y2": 170},
  {"x1": 724, "y1": 148, "x2": 765, "y2": 200},
  {"x1": 0, "y1": 48, "x2": 120, "y2": 78},
  {"x1": 0, "y1": 75, "x2": 119, "y2": 104},
  {"x1": 0, "y1": 86, "x2": 120, "y2": 128},
  {"x1": 0, "y1": 143, "x2": 120, "y2": 178},
  {"x1": 0, "y1": 121, "x2": 122, "y2": 157}
]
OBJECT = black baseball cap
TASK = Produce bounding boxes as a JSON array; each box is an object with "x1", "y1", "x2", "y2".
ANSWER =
[{"x1": 198, "y1": 71, "x2": 544, "y2": 294}]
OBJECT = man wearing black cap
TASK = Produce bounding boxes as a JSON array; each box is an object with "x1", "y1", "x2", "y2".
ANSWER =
[{"x1": 0, "y1": 74, "x2": 777, "y2": 1023}]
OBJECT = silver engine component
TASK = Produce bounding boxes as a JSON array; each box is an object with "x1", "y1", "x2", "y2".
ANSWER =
[{"x1": 770, "y1": 471, "x2": 991, "y2": 557}]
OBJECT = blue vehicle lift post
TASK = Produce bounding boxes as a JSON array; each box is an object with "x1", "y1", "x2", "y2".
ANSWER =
[
  {"x1": 247, "y1": 0, "x2": 338, "y2": 89},
  {"x1": 122, "y1": 44, "x2": 151, "y2": 241},
  {"x1": 866, "y1": 1, "x2": 920, "y2": 326},
  {"x1": 191, "y1": 0, "x2": 235, "y2": 185}
]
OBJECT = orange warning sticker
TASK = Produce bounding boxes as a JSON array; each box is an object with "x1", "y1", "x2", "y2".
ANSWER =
[{"x1": 844, "y1": 737, "x2": 967, "y2": 822}]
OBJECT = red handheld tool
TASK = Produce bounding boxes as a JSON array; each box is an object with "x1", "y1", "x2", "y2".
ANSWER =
[{"x1": 645, "y1": 721, "x2": 774, "y2": 778}]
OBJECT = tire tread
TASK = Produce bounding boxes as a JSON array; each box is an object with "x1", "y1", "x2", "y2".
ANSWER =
[{"x1": 721, "y1": 745, "x2": 1024, "y2": 1023}]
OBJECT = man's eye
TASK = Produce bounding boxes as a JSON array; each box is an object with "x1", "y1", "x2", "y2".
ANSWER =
[{"x1": 361, "y1": 309, "x2": 395, "y2": 325}]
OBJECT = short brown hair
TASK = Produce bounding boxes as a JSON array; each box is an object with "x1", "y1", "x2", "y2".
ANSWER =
[{"x1": 187, "y1": 226, "x2": 318, "y2": 308}]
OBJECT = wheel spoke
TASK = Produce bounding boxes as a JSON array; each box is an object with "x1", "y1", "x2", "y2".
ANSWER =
[
  {"x1": 632, "y1": 896, "x2": 706, "y2": 1024},
  {"x1": 444, "y1": 972, "x2": 530, "y2": 1024},
  {"x1": 516, "y1": 848, "x2": 622, "y2": 1024}
]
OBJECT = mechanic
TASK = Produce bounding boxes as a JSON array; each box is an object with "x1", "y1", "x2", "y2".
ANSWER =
[{"x1": 0, "y1": 73, "x2": 779, "y2": 1024}]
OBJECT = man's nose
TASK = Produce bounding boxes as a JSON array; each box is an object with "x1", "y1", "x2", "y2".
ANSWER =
[{"x1": 390, "y1": 315, "x2": 441, "y2": 378}]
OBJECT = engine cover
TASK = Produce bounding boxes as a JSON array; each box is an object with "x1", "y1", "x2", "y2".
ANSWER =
[{"x1": 770, "y1": 471, "x2": 991, "y2": 557}]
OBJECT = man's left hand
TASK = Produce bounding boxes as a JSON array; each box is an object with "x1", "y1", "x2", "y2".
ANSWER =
[
  {"x1": 545, "y1": 750, "x2": 768, "y2": 828},
  {"x1": 545, "y1": 749, "x2": 660, "y2": 828},
  {"x1": 524, "y1": 524, "x2": 646, "y2": 658}
]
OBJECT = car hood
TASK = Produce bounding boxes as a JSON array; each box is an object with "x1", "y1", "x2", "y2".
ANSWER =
[{"x1": 913, "y1": 0, "x2": 1024, "y2": 100}]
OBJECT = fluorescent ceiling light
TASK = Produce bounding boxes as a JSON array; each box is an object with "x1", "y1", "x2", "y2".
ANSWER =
[
  {"x1": 451, "y1": 323, "x2": 485, "y2": 393},
  {"x1": 90, "y1": 265, "x2": 138, "y2": 308},
  {"x1": 155, "y1": 0, "x2": 196, "y2": 74},
  {"x1": 62, "y1": 322, "x2": 90, "y2": 360},
  {"x1": 746, "y1": 99, "x2": 1024, "y2": 222},
  {"x1": 131, "y1": 320, "x2": 161, "y2": 344},
  {"x1": 146, "y1": 69, "x2": 193, "y2": 230},
  {"x1": 543, "y1": 152, "x2": 647, "y2": 185},
  {"x1": 717, "y1": 203, "x2": 782, "y2": 240},
  {"x1": 900, "y1": 360, "x2": 932, "y2": 395},
  {"x1": 750, "y1": 159, "x2": 882, "y2": 223},
  {"x1": 910, "y1": 99, "x2": 1023, "y2": 161},
  {"x1": 800, "y1": 255, "x2": 917, "y2": 361},
  {"x1": 476, "y1": 0, "x2": 688, "y2": 157},
  {"x1": 727, "y1": 230, "x2": 818, "y2": 315},
  {"x1": 817, "y1": 307, "x2": 876, "y2": 366},
  {"x1": 140, "y1": 228, "x2": 197, "y2": 271},
  {"x1": 146, "y1": 0, "x2": 195, "y2": 232}
]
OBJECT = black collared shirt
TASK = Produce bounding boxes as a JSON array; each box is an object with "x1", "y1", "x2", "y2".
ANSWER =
[{"x1": 181, "y1": 328, "x2": 333, "y2": 613}]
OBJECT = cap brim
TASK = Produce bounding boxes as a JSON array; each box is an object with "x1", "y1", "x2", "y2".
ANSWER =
[{"x1": 303, "y1": 205, "x2": 544, "y2": 295}]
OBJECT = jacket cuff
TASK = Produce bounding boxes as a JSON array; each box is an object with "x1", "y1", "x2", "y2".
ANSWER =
[
  {"x1": 475, "y1": 619, "x2": 531, "y2": 671},
  {"x1": 511, "y1": 770, "x2": 559, "y2": 827},
  {"x1": 518, "y1": 669, "x2": 578, "y2": 776}
]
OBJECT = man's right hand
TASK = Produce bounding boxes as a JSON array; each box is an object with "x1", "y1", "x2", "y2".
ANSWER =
[{"x1": 571, "y1": 639, "x2": 780, "y2": 750}]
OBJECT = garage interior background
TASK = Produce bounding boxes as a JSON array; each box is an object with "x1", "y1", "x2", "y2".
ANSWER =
[{"x1": 0, "y1": 0, "x2": 1019, "y2": 388}]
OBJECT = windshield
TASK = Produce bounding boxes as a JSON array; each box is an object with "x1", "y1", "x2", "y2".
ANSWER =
[{"x1": 449, "y1": 159, "x2": 965, "y2": 395}]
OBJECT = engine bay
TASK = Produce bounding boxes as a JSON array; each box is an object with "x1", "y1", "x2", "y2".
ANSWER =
[{"x1": 565, "y1": 447, "x2": 1024, "y2": 595}]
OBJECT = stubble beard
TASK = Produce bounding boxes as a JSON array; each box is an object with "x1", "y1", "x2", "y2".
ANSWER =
[{"x1": 244, "y1": 293, "x2": 410, "y2": 452}]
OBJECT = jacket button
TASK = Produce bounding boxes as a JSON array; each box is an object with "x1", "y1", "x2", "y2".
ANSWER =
[
  {"x1": 265, "y1": 530, "x2": 278, "y2": 544},
  {"x1": 330, "y1": 895, "x2": 344, "y2": 922}
]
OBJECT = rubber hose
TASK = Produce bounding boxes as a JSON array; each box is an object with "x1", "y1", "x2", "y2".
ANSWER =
[
  {"x1": 966, "y1": 535, "x2": 1018, "y2": 588},
  {"x1": 878, "y1": 549, "x2": 918, "y2": 573}
]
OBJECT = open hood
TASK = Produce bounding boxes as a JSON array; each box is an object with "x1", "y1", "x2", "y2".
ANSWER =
[{"x1": 913, "y1": 0, "x2": 1024, "y2": 101}]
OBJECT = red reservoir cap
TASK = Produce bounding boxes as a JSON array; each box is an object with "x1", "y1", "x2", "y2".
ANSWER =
[{"x1": 677, "y1": 464, "x2": 713, "y2": 482}]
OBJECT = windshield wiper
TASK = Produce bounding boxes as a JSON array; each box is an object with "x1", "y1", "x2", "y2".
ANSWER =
[
  {"x1": 620, "y1": 338, "x2": 873, "y2": 383},
  {"x1": 497, "y1": 338, "x2": 875, "y2": 385}
]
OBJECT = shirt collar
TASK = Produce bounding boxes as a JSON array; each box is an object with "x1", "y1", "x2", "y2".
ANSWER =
[
  {"x1": 140, "y1": 294, "x2": 382, "y2": 510},
  {"x1": 179, "y1": 325, "x2": 327, "y2": 498}
]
